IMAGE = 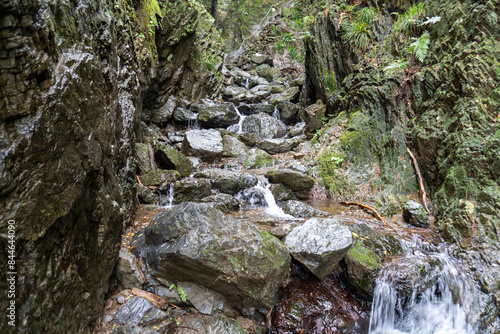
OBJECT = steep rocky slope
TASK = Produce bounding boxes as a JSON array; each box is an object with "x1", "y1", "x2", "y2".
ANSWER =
[{"x1": 0, "y1": 0, "x2": 221, "y2": 332}]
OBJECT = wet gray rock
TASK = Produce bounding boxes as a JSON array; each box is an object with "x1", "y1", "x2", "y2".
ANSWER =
[
  {"x1": 244, "y1": 148, "x2": 278, "y2": 169},
  {"x1": 114, "y1": 297, "x2": 168, "y2": 325},
  {"x1": 135, "y1": 143, "x2": 153, "y2": 175},
  {"x1": 178, "y1": 281, "x2": 226, "y2": 315},
  {"x1": 222, "y1": 135, "x2": 248, "y2": 159},
  {"x1": 174, "y1": 178, "x2": 211, "y2": 203},
  {"x1": 150, "y1": 95, "x2": 176, "y2": 124},
  {"x1": 155, "y1": 142, "x2": 193, "y2": 177},
  {"x1": 194, "y1": 169, "x2": 258, "y2": 195},
  {"x1": 270, "y1": 184, "x2": 296, "y2": 201},
  {"x1": 173, "y1": 107, "x2": 198, "y2": 123},
  {"x1": 259, "y1": 136, "x2": 305, "y2": 154},
  {"x1": 251, "y1": 53, "x2": 270, "y2": 65},
  {"x1": 256, "y1": 64, "x2": 281, "y2": 82},
  {"x1": 187, "y1": 156, "x2": 202, "y2": 169},
  {"x1": 238, "y1": 132, "x2": 259, "y2": 147},
  {"x1": 133, "y1": 202, "x2": 291, "y2": 309},
  {"x1": 403, "y1": 200, "x2": 429, "y2": 227},
  {"x1": 289, "y1": 122, "x2": 306, "y2": 137},
  {"x1": 177, "y1": 316, "x2": 247, "y2": 334},
  {"x1": 237, "y1": 187, "x2": 267, "y2": 206},
  {"x1": 279, "y1": 200, "x2": 330, "y2": 218},
  {"x1": 201, "y1": 193, "x2": 241, "y2": 211},
  {"x1": 285, "y1": 218, "x2": 353, "y2": 279},
  {"x1": 277, "y1": 101, "x2": 300, "y2": 124},
  {"x1": 268, "y1": 86, "x2": 300, "y2": 105},
  {"x1": 266, "y1": 169, "x2": 315, "y2": 200},
  {"x1": 223, "y1": 86, "x2": 247, "y2": 98},
  {"x1": 290, "y1": 74, "x2": 305, "y2": 87},
  {"x1": 115, "y1": 249, "x2": 144, "y2": 289},
  {"x1": 238, "y1": 103, "x2": 275, "y2": 115},
  {"x1": 197, "y1": 102, "x2": 240, "y2": 128},
  {"x1": 241, "y1": 113, "x2": 287, "y2": 140},
  {"x1": 181, "y1": 129, "x2": 223, "y2": 163}
]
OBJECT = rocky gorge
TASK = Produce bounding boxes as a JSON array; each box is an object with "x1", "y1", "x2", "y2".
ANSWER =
[{"x1": 1, "y1": 0, "x2": 499, "y2": 333}]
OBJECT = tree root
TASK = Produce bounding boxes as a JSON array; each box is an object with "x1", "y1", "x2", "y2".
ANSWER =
[{"x1": 340, "y1": 201, "x2": 395, "y2": 231}]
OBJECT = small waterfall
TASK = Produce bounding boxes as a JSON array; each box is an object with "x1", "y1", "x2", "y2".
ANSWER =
[
  {"x1": 369, "y1": 239, "x2": 475, "y2": 334},
  {"x1": 159, "y1": 182, "x2": 175, "y2": 209},
  {"x1": 244, "y1": 78, "x2": 250, "y2": 90},
  {"x1": 237, "y1": 177, "x2": 293, "y2": 218},
  {"x1": 187, "y1": 118, "x2": 200, "y2": 130},
  {"x1": 272, "y1": 106, "x2": 281, "y2": 120},
  {"x1": 235, "y1": 106, "x2": 246, "y2": 134}
]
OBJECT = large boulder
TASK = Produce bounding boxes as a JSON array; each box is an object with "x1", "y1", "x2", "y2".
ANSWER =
[
  {"x1": 173, "y1": 107, "x2": 198, "y2": 123},
  {"x1": 137, "y1": 184, "x2": 158, "y2": 204},
  {"x1": 155, "y1": 142, "x2": 193, "y2": 177},
  {"x1": 403, "y1": 200, "x2": 429, "y2": 227},
  {"x1": 114, "y1": 297, "x2": 168, "y2": 325},
  {"x1": 174, "y1": 178, "x2": 211, "y2": 204},
  {"x1": 197, "y1": 102, "x2": 240, "y2": 128},
  {"x1": 241, "y1": 113, "x2": 287, "y2": 140},
  {"x1": 279, "y1": 200, "x2": 330, "y2": 218},
  {"x1": 238, "y1": 103, "x2": 275, "y2": 115},
  {"x1": 115, "y1": 249, "x2": 145, "y2": 290},
  {"x1": 201, "y1": 193, "x2": 241, "y2": 212},
  {"x1": 284, "y1": 218, "x2": 353, "y2": 279},
  {"x1": 268, "y1": 87, "x2": 300, "y2": 105},
  {"x1": 222, "y1": 135, "x2": 248, "y2": 159},
  {"x1": 244, "y1": 148, "x2": 278, "y2": 169},
  {"x1": 194, "y1": 169, "x2": 258, "y2": 195},
  {"x1": 259, "y1": 136, "x2": 304, "y2": 154},
  {"x1": 181, "y1": 129, "x2": 223, "y2": 163},
  {"x1": 266, "y1": 169, "x2": 315, "y2": 200},
  {"x1": 133, "y1": 202, "x2": 291, "y2": 309}
]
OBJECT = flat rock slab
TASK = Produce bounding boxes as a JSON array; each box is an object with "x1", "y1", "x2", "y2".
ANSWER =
[
  {"x1": 285, "y1": 218, "x2": 353, "y2": 279},
  {"x1": 181, "y1": 129, "x2": 223, "y2": 163}
]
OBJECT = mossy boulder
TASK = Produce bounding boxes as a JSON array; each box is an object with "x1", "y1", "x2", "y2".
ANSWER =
[
  {"x1": 174, "y1": 178, "x2": 211, "y2": 204},
  {"x1": 135, "y1": 143, "x2": 153, "y2": 175},
  {"x1": 194, "y1": 169, "x2": 258, "y2": 195},
  {"x1": 137, "y1": 184, "x2": 158, "y2": 204},
  {"x1": 132, "y1": 202, "x2": 291, "y2": 310},
  {"x1": 155, "y1": 142, "x2": 193, "y2": 177},
  {"x1": 201, "y1": 193, "x2": 241, "y2": 212},
  {"x1": 403, "y1": 200, "x2": 429, "y2": 227},
  {"x1": 278, "y1": 200, "x2": 330, "y2": 218},
  {"x1": 222, "y1": 135, "x2": 248, "y2": 159},
  {"x1": 270, "y1": 184, "x2": 296, "y2": 202},
  {"x1": 268, "y1": 87, "x2": 300, "y2": 105},
  {"x1": 139, "y1": 169, "x2": 181, "y2": 186},
  {"x1": 266, "y1": 169, "x2": 315, "y2": 200},
  {"x1": 244, "y1": 148, "x2": 278, "y2": 169}
]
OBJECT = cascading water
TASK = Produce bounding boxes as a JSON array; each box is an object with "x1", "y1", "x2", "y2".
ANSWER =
[
  {"x1": 235, "y1": 106, "x2": 247, "y2": 134},
  {"x1": 187, "y1": 117, "x2": 200, "y2": 130},
  {"x1": 159, "y1": 182, "x2": 175, "y2": 209},
  {"x1": 272, "y1": 106, "x2": 281, "y2": 120},
  {"x1": 369, "y1": 237, "x2": 475, "y2": 334},
  {"x1": 236, "y1": 177, "x2": 293, "y2": 218}
]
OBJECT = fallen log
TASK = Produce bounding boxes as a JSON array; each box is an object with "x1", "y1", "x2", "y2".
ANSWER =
[
  {"x1": 131, "y1": 287, "x2": 167, "y2": 310},
  {"x1": 339, "y1": 201, "x2": 395, "y2": 231}
]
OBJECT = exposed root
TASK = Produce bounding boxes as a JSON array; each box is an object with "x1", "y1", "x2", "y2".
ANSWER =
[
  {"x1": 131, "y1": 288, "x2": 167, "y2": 310},
  {"x1": 340, "y1": 201, "x2": 395, "y2": 231}
]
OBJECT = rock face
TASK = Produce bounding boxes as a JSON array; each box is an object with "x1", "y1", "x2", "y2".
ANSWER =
[
  {"x1": 285, "y1": 218, "x2": 353, "y2": 279},
  {"x1": 266, "y1": 169, "x2": 315, "y2": 199},
  {"x1": 301, "y1": 99, "x2": 326, "y2": 133},
  {"x1": 134, "y1": 202, "x2": 291, "y2": 309},
  {"x1": 241, "y1": 113, "x2": 287, "y2": 140},
  {"x1": 197, "y1": 102, "x2": 240, "y2": 128},
  {"x1": 0, "y1": 1, "x2": 221, "y2": 332},
  {"x1": 182, "y1": 129, "x2": 224, "y2": 163},
  {"x1": 403, "y1": 200, "x2": 429, "y2": 227}
]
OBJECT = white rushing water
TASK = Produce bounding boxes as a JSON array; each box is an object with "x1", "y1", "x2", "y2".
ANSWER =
[
  {"x1": 160, "y1": 182, "x2": 175, "y2": 209},
  {"x1": 369, "y1": 238, "x2": 475, "y2": 334},
  {"x1": 235, "y1": 106, "x2": 246, "y2": 134},
  {"x1": 272, "y1": 106, "x2": 281, "y2": 120}
]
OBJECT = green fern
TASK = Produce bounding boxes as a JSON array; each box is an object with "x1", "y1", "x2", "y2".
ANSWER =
[
  {"x1": 384, "y1": 60, "x2": 408, "y2": 75},
  {"x1": 408, "y1": 31, "x2": 430, "y2": 62},
  {"x1": 393, "y1": 3, "x2": 425, "y2": 35}
]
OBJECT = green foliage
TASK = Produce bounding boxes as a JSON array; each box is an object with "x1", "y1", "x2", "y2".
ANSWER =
[
  {"x1": 383, "y1": 59, "x2": 408, "y2": 75},
  {"x1": 320, "y1": 69, "x2": 337, "y2": 95},
  {"x1": 408, "y1": 31, "x2": 430, "y2": 62},
  {"x1": 393, "y1": 3, "x2": 425, "y2": 36},
  {"x1": 340, "y1": 6, "x2": 379, "y2": 52},
  {"x1": 176, "y1": 286, "x2": 187, "y2": 303}
]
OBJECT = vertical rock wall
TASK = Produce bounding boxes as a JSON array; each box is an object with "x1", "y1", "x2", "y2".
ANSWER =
[{"x1": 0, "y1": 0, "x2": 221, "y2": 332}]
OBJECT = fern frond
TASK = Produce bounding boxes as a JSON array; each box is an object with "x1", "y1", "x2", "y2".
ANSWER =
[
  {"x1": 422, "y1": 16, "x2": 441, "y2": 25},
  {"x1": 384, "y1": 60, "x2": 408, "y2": 75},
  {"x1": 408, "y1": 31, "x2": 430, "y2": 62}
]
